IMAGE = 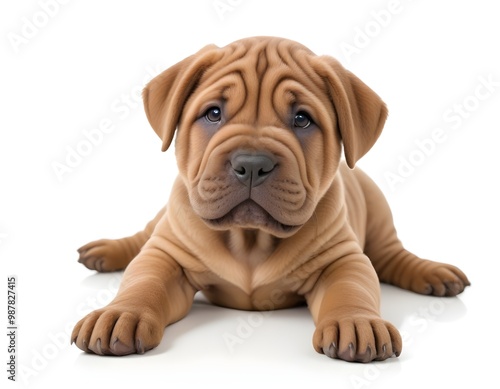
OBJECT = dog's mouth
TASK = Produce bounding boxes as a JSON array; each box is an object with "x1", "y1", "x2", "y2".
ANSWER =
[{"x1": 203, "y1": 200, "x2": 301, "y2": 237}]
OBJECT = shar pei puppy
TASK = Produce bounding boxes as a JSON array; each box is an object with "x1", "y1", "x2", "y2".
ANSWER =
[{"x1": 72, "y1": 36, "x2": 470, "y2": 362}]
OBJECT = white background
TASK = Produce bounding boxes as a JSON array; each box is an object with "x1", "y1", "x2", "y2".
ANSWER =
[{"x1": 1, "y1": 0, "x2": 499, "y2": 387}]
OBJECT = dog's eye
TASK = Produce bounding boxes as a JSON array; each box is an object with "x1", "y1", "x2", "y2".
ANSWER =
[
  {"x1": 293, "y1": 111, "x2": 312, "y2": 129},
  {"x1": 205, "y1": 106, "x2": 222, "y2": 123}
]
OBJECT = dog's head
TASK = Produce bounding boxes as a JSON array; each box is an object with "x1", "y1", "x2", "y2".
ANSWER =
[{"x1": 143, "y1": 37, "x2": 387, "y2": 237}]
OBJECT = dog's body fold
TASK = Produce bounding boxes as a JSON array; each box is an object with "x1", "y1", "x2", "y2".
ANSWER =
[{"x1": 72, "y1": 37, "x2": 469, "y2": 362}]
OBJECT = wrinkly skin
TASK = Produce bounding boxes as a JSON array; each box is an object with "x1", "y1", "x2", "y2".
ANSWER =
[{"x1": 72, "y1": 37, "x2": 470, "y2": 362}]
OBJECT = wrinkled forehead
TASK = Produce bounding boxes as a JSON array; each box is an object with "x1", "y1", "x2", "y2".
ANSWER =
[
  {"x1": 190, "y1": 38, "x2": 331, "y2": 124},
  {"x1": 200, "y1": 38, "x2": 321, "y2": 89}
]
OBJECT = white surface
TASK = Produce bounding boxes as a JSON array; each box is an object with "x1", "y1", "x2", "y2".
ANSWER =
[{"x1": 1, "y1": 0, "x2": 499, "y2": 387}]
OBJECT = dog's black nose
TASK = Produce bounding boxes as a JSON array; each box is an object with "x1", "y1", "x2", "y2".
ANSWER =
[{"x1": 231, "y1": 153, "x2": 276, "y2": 187}]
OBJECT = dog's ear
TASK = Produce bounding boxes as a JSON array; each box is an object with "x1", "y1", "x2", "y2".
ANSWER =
[
  {"x1": 143, "y1": 44, "x2": 220, "y2": 151},
  {"x1": 312, "y1": 56, "x2": 388, "y2": 168}
]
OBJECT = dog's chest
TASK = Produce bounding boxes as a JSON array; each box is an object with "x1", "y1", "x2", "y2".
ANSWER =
[
  {"x1": 227, "y1": 229, "x2": 277, "y2": 270},
  {"x1": 197, "y1": 274, "x2": 306, "y2": 310},
  {"x1": 184, "y1": 229, "x2": 307, "y2": 310}
]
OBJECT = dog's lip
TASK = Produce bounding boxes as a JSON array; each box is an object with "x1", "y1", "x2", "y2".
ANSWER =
[{"x1": 202, "y1": 200, "x2": 301, "y2": 235}]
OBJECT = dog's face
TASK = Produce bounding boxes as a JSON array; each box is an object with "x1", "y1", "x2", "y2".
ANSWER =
[{"x1": 143, "y1": 37, "x2": 387, "y2": 237}]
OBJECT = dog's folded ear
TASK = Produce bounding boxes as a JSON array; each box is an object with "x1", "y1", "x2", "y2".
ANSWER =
[
  {"x1": 312, "y1": 56, "x2": 388, "y2": 168},
  {"x1": 143, "y1": 44, "x2": 221, "y2": 151}
]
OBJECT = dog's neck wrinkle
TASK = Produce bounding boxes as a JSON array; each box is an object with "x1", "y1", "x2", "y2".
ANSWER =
[{"x1": 226, "y1": 229, "x2": 278, "y2": 270}]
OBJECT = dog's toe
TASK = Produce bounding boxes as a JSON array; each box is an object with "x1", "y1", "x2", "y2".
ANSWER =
[
  {"x1": 323, "y1": 343, "x2": 338, "y2": 359},
  {"x1": 111, "y1": 338, "x2": 135, "y2": 356},
  {"x1": 337, "y1": 343, "x2": 356, "y2": 362},
  {"x1": 356, "y1": 345, "x2": 375, "y2": 363},
  {"x1": 443, "y1": 280, "x2": 465, "y2": 296}
]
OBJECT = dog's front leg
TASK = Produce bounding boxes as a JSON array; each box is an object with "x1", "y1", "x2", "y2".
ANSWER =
[
  {"x1": 306, "y1": 252, "x2": 402, "y2": 363},
  {"x1": 72, "y1": 246, "x2": 197, "y2": 356}
]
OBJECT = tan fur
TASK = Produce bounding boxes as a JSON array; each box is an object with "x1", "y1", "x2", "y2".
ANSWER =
[{"x1": 72, "y1": 37, "x2": 469, "y2": 362}]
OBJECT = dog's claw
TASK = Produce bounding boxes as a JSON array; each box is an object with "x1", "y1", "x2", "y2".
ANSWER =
[
  {"x1": 111, "y1": 338, "x2": 134, "y2": 356},
  {"x1": 363, "y1": 345, "x2": 374, "y2": 363},
  {"x1": 444, "y1": 281, "x2": 463, "y2": 296},
  {"x1": 348, "y1": 343, "x2": 355, "y2": 360},
  {"x1": 324, "y1": 343, "x2": 337, "y2": 358},
  {"x1": 338, "y1": 343, "x2": 356, "y2": 362},
  {"x1": 136, "y1": 339, "x2": 145, "y2": 355},
  {"x1": 95, "y1": 339, "x2": 103, "y2": 355}
]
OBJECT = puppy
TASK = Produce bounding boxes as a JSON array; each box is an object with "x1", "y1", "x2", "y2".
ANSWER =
[{"x1": 72, "y1": 36, "x2": 469, "y2": 362}]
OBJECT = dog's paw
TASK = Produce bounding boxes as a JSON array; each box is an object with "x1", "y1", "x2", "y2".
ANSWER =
[
  {"x1": 71, "y1": 305, "x2": 164, "y2": 356},
  {"x1": 409, "y1": 260, "x2": 470, "y2": 297},
  {"x1": 77, "y1": 239, "x2": 131, "y2": 272},
  {"x1": 313, "y1": 315, "x2": 402, "y2": 363}
]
